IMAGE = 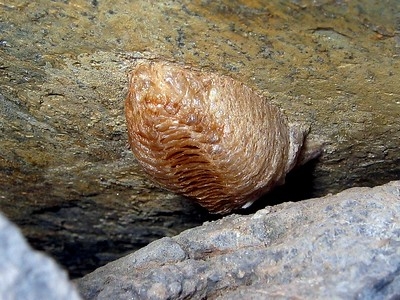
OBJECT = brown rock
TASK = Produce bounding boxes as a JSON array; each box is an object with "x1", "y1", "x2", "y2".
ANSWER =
[{"x1": 0, "y1": 1, "x2": 398, "y2": 277}]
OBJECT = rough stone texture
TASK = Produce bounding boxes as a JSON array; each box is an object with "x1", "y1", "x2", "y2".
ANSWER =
[
  {"x1": 76, "y1": 181, "x2": 400, "y2": 299},
  {"x1": 0, "y1": 0, "x2": 399, "y2": 276},
  {"x1": 0, "y1": 212, "x2": 81, "y2": 300}
]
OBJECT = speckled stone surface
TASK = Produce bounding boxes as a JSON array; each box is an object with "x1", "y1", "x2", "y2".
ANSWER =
[
  {"x1": 0, "y1": 0, "x2": 399, "y2": 276},
  {"x1": 77, "y1": 181, "x2": 400, "y2": 299}
]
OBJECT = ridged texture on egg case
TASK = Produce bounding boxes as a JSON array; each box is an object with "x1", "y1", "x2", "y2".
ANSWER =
[{"x1": 125, "y1": 60, "x2": 307, "y2": 214}]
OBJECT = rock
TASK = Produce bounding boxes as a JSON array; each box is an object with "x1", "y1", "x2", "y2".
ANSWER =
[
  {"x1": 0, "y1": 212, "x2": 81, "y2": 300},
  {"x1": 76, "y1": 181, "x2": 400, "y2": 299},
  {"x1": 0, "y1": 0, "x2": 399, "y2": 277}
]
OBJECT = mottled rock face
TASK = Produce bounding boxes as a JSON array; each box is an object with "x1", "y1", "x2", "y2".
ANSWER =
[
  {"x1": 125, "y1": 61, "x2": 310, "y2": 213},
  {"x1": 76, "y1": 181, "x2": 400, "y2": 300},
  {"x1": 0, "y1": 0, "x2": 399, "y2": 281}
]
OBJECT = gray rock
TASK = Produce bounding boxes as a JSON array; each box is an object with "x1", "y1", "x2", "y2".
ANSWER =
[
  {"x1": 0, "y1": 213, "x2": 81, "y2": 300},
  {"x1": 76, "y1": 181, "x2": 400, "y2": 299}
]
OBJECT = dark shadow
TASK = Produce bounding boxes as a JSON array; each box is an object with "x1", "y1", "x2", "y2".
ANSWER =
[{"x1": 236, "y1": 158, "x2": 320, "y2": 215}]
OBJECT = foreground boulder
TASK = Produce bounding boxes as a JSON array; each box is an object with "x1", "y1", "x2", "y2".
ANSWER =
[
  {"x1": 76, "y1": 180, "x2": 400, "y2": 299},
  {"x1": 0, "y1": 213, "x2": 80, "y2": 300}
]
